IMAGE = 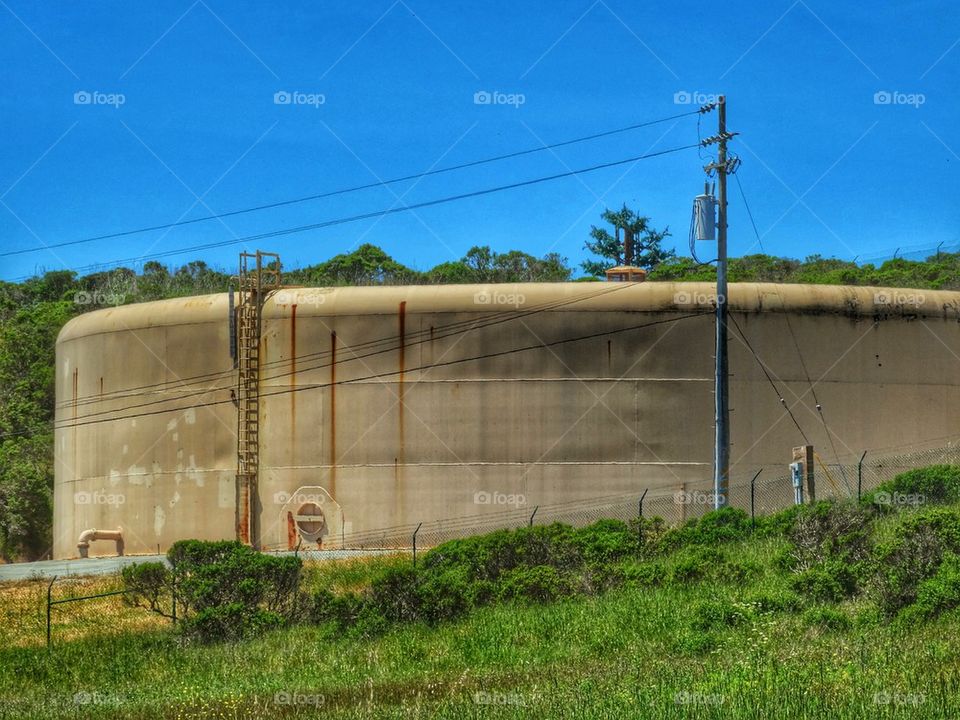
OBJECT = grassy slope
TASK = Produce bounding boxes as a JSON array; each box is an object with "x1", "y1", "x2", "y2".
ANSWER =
[{"x1": 3, "y1": 531, "x2": 960, "y2": 720}]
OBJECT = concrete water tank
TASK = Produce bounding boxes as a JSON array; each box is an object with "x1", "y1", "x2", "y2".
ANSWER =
[{"x1": 53, "y1": 282, "x2": 960, "y2": 558}]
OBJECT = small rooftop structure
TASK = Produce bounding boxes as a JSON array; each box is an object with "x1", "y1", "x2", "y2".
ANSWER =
[{"x1": 605, "y1": 265, "x2": 647, "y2": 282}]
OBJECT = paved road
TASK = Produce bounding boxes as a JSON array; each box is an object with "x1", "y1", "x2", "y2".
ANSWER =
[{"x1": 0, "y1": 548, "x2": 397, "y2": 582}]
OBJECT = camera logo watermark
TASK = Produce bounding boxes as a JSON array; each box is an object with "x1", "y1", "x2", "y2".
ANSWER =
[
  {"x1": 674, "y1": 691, "x2": 724, "y2": 706},
  {"x1": 273, "y1": 491, "x2": 326, "y2": 506},
  {"x1": 274, "y1": 691, "x2": 325, "y2": 707},
  {"x1": 474, "y1": 691, "x2": 526, "y2": 706},
  {"x1": 873, "y1": 91, "x2": 925, "y2": 108},
  {"x1": 874, "y1": 291, "x2": 925, "y2": 306},
  {"x1": 874, "y1": 491, "x2": 925, "y2": 508},
  {"x1": 674, "y1": 91, "x2": 720, "y2": 106},
  {"x1": 74, "y1": 491, "x2": 125, "y2": 507},
  {"x1": 473, "y1": 290, "x2": 525, "y2": 307},
  {"x1": 673, "y1": 291, "x2": 723, "y2": 306},
  {"x1": 474, "y1": 490, "x2": 526, "y2": 508},
  {"x1": 873, "y1": 691, "x2": 925, "y2": 706},
  {"x1": 473, "y1": 90, "x2": 525, "y2": 108},
  {"x1": 74, "y1": 91, "x2": 125, "y2": 108},
  {"x1": 74, "y1": 290, "x2": 126, "y2": 306},
  {"x1": 73, "y1": 691, "x2": 124, "y2": 706},
  {"x1": 273, "y1": 289, "x2": 325, "y2": 306},
  {"x1": 274, "y1": 90, "x2": 326, "y2": 108},
  {"x1": 674, "y1": 490, "x2": 724, "y2": 506}
]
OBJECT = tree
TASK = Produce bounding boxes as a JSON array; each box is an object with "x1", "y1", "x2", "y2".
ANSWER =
[{"x1": 581, "y1": 204, "x2": 673, "y2": 277}]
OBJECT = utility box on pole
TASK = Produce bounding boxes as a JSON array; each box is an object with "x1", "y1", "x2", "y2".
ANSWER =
[{"x1": 792, "y1": 445, "x2": 815, "y2": 504}]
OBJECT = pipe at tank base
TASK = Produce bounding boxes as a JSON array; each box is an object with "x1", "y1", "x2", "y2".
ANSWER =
[{"x1": 77, "y1": 527, "x2": 124, "y2": 558}]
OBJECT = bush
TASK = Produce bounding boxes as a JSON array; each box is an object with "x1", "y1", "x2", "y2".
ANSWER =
[
  {"x1": 866, "y1": 465, "x2": 960, "y2": 508},
  {"x1": 122, "y1": 562, "x2": 174, "y2": 618},
  {"x1": 423, "y1": 523, "x2": 582, "y2": 582},
  {"x1": 688, "y1": 599, "x2": 751, "y2": 631},
  {"x1": 871, "y1": 508, "x2": 960, "y2": 615},
  {"x1": 787, "y1": 501, "x2": 874, "y2": 571},
  {"x1": 622, "y1": 561, "x2": 666, "y2": 588},
  {"x1": 417, "y1": 566, "x2": 472, "y2": 625},
  {"x1": 742, "y1": 587, "x2": 802, "y2": 613},
  {"x1": 131, "y1": 540, "x2": 305, "y2": 643},
  {"x1": 791, "y1": 562, "x2": 857, "y2": 602},
  {"x1": 573, "y1": 519, "x2": 638, "y2": 564},
  {"x1": 498, "y1": 565, "x2": 576, "y2": 604},
  {"x1": 367, "y1": 564, "x2": 420, "y2": 624},
  {"x1": 904, "y1": 553, "x2": 960, "y2": 620},
  {"x1": 666, "y1": 547, "x2": 726, "y2": 585},
  {"x1": 661, "y1": 507, "x2": 751, "y2": 549},
  {"x1": 802, "y1": 606, "x2": 851, "y2": 631}
]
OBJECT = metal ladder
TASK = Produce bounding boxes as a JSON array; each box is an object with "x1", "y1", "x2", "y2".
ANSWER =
[{"x1": 234, "y1": 251, "x2": 281, "y2": 546}]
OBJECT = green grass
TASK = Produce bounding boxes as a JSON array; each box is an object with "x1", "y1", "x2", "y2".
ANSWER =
[{"x1": 4, "y1": 503, "x2": 960, "y2": 718}]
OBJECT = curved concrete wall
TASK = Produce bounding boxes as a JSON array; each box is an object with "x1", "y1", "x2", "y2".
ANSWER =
[{"x1": 53, "y1": 282, "x2": 960, "y2": 557}]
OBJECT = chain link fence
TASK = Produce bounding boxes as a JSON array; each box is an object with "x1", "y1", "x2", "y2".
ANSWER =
[
  {"x1": 303, "y1": 441, "x2": 960, "y2": 551},
  {"x1": 2, "y1": 574, "x2": 172, "y2": 649},
  {"x1": 5, "y1": 441, "x2": 959, "y2": 648}
]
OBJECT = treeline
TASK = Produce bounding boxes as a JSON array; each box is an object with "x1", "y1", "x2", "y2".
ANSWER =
[{"x1": 1, "y1": 245, "x2": 958, "y2": 560}]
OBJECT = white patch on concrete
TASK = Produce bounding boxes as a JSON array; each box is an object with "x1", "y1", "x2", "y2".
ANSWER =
[
  {"x1": 154, "y1": 506, "x2": 165, "y2": 536},
  {"x1": 183, "y1": 408, "x2": 196, "y2": 425},
  {"x1": 169, "y1": 491, "x2": 180, "y2": 508},
  {"x1": 127, "y1": 465, "x2": 146, "y2": 485},
  {"x1": 109, "y1": 469, "x2": 121, "y2": 487},
  {"x1": 122, "y1": 444, "x2": 128, "y2": 455},
  {"x1": 166, "y1": 418, "x2": 178, "y2": 432},
  {"x1": 172, "y1": 433, "x2": 178, "y2": 442}
]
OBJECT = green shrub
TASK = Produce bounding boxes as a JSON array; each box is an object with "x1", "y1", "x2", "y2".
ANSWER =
[
  {"x1": 901, "y1": 553, "x2": 960, "y2": 621},
  {"x1": 866, "y1": 465, "x2": 960, "y2": 508},
  {"x1": 146, "y1": 540, "x2": 304, "y2": 643},
  {"x1": 367, "y1": 564, "x2": 420, "y2": 624},
  {"x1": 689, "y1": 598, "x2": 751, "y2": 631},
  {"x1": 622, "y1": 561, "x2": 666, "y2": 588},
  {"x1": 122, "y1": 562, "x2": 174, "y2": 618},
  {"x1": 498, "y1": 565, "x2": 576, "y2": 604},
  {"x1": 755, "y1": 505, "x2": 804, "y2": 538},
  {"x1": 662, "y1": 507, "x2": 751, "y2": 549},
  {"x1": 667, "y1": 547, "x2": 726, "y2": 585},
  {"x1": 310, "y1": 589, "x2": 363, "y2": 628},
  {"x1": 802, "y1": 606, "x2": 851, "y2": 631},
  {"x1": 787, "y1": 501, "x2": 874, "y2": 570},
  {"x1": 423, "y1": 523, "x2": 582, "y2": 582},
  {"x1": 742, "y1": 587, "x2": 802, "y2": 613},
  {"x1": 871, "y1": 508, "x2": 960, "y2": 615},
  {"x1": 417, "y1": 566, "x2": 472, "y2": 625},
  {"x1": 573, "y1": 519, "x2": 638, "y2": 564},
  {"x1": 791, "y1": 562, "x2": 856, "y2": 603}
]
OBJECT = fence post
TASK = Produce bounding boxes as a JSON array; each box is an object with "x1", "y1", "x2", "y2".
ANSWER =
[
  {"x1": 46, "y1": 576, "x2": 56, "y2": 649},
  {"x1": 750, "y1": 470, "x2": 761, "y2": 531},
  {"x1": 528, "y1": 506, "x2": 538, "y2": 527},
  {"x1": 857, "y1": 451, "x2": 867, "y2": 501},
  {"x1": 412, "y1": 522, "x2": 423, "y2": 568},
  {"x1": 171, "y1": 576, "x2": 177, "y2": 625},
  {"x1": 638, "y1": 489, "x2": 648, "y2": 520}
]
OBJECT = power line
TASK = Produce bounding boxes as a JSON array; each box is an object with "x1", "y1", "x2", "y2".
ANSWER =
[
  {"x1": 59, "y1": 283, "x2": 636, "y2": 410},
  {"x1": 3, "y1": 109, "x2": 708, "y2": 261},
  {"x1": 55, "y1": 312, "x2": 708, "y2": 431},
  {"x1": 728, "y1": 312, "x2": 811, "y2": 445},
  {"x1": 37, "y1": 142, "x2": 701, "y2": 281}
]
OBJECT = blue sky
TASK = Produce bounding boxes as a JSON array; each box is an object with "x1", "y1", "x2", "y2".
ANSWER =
[{"x1": 1, "y1": 0, "x2": 958, "y2": 281}]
